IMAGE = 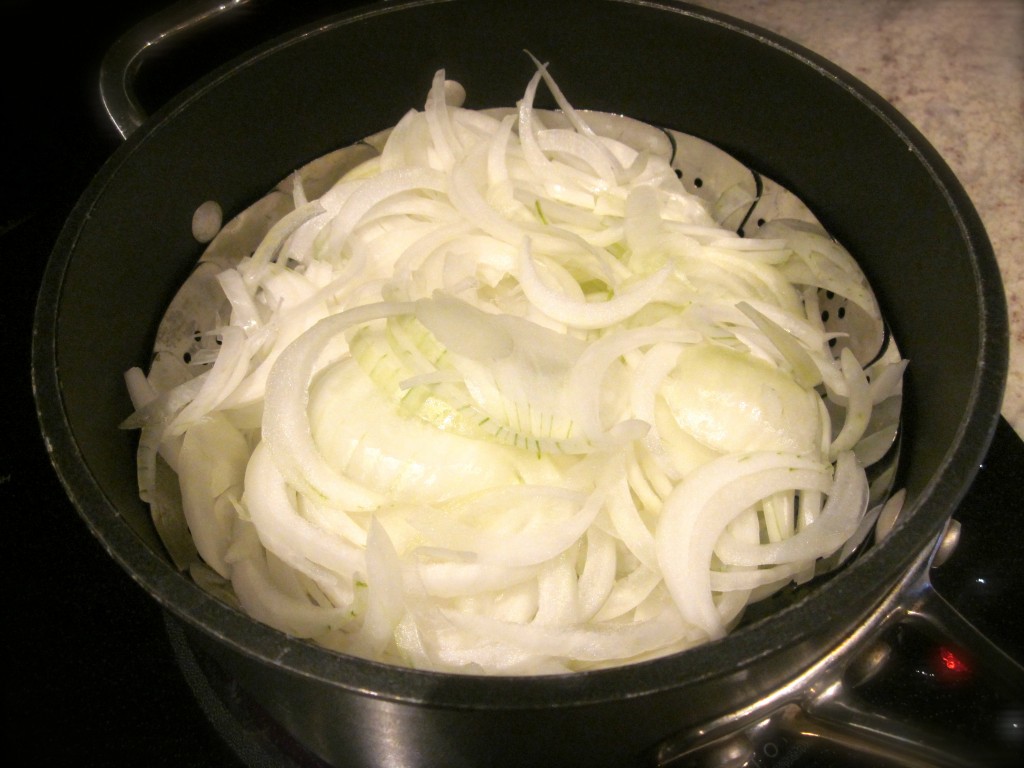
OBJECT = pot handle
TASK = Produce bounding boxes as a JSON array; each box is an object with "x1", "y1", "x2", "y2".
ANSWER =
[
  {"x1": 99, "y1": 0, "x2": 255, "y2": 139},
  {"x1": 787, "y1": 550, "x2": 1024, "y2": 767},
  {"x1": 656, "y1": 524, "x2": 1023, "y2": 768}
]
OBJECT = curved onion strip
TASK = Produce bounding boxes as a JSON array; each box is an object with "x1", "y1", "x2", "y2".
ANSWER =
[
  {"x1": 604, "y1": 468, "x2": 658, "y2": 569},
  {"x1": 315, "y1": 167, "x2": 448, "y2": 259},
  {"x1": 592, "y1": 564, "x2": 663, "y2": 623},
  {"x1": 243, "y1": 442, "x2": 365, "y2": 583},
  {"x1": 241, "y1": 201, "x2": 326, "y2": 286},
  {"x1": 262, "y1": 302, "x2": 414, "y2": 509},
  {"x1": 567, "y1": 325, "x2": 698, "y2": 441},
  {"x1": 656, "y1": 452, "x2": 832, "y2": 639},
  {"x1": 428, "y1": 485, "x2": 603, "y2": 567},
  {"x1": 410, "y1": 558, "x2": 540, "y2": 598},
  {"x1": 518, "y1": 70, "x2": 603, "y2": 204},
  {"x1": 177, "y1": 413, "x2": 248, "y2": 578},
  {"x1": 519, "y1": 238, "x2": 670, "y2": 329},
  {"x1": 525, "y1": 53, "x2": 597, "y2": 138},
  {"x1": 228, "y1": 522, "x2": 354, "y2": 637},
  {"x1": 167, "y1": 326, "x2": 251, "y2": 435},
  {"x1": 576, "y1": 525, "x2": 618, "y2": 621},
  {"x1": 829, "y1": 348, "x2": 873, "y2": 459},
  {"x1": 352, "y1": 518, "x2": 406, "y2": 656},
  {"x1": 713, "y1": 451, "x2": 869, "y2": 567}
]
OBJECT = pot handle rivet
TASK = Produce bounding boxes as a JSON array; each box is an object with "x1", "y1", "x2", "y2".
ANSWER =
[
  {"x1": 844, "y1": 639, "x2": 892, "y2": 687},
  {"x1": 931, "y1": 518, "x2": 962, "y2": 568}
]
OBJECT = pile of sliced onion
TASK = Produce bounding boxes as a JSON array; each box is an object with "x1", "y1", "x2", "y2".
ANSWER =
[{"x1": 123, "y1": 63, "x2": 906, "y2": 674}]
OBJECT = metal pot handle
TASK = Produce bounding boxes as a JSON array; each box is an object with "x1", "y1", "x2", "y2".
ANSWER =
[
  {"x1": 789, "y1": 559, "x2": 1024, "y2": 767},
  {"x1": 657, "y1": 524, "x2": 1024, "y2": 768},
  {"x1": 99, "y1": 0, "x2": 255, "y2": 139}
]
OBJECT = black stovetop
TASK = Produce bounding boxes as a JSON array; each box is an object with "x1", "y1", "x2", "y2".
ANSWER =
[{"x1": 5, "y1": 2, "x2": 1022, "y2": 766}]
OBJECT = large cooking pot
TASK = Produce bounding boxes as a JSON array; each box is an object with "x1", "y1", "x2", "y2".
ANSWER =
[{"x1": 32, "y1": 0, "x2": 1015, "y2": 765}]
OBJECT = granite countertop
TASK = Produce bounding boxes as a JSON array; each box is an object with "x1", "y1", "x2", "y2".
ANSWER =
[{"x1": 689, "y1": 0, "x2": 1023, "y2": 439}]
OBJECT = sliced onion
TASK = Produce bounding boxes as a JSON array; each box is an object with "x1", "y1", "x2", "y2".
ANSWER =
[
  {"x1": 125, "y1": 60, "x2": 906, "y2": 675},
  {"x1": 656, "y1": 452, "x2": 832, "y2": 639},
  {"x1": 518, "y1": 238, "x2": 670, "y2": 329}
]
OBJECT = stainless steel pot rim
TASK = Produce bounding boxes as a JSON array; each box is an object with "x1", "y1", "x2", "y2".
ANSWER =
[{"x1": 32, "y1": 0, "x2": 1009, "y2": 711}]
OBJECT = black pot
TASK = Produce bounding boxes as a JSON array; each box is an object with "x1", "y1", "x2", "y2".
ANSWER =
[{"x1": 32, "y1": 1, "x2": 1012, "y2": 766}]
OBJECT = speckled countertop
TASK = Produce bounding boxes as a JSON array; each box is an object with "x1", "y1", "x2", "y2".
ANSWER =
[{"x1": 688, "y1": 0, "x2": 1024, "y2": 439}]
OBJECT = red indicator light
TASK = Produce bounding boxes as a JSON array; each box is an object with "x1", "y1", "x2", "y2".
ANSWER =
[{"x1": 939, "y1": 646, "x2": 970, "y2": 675}]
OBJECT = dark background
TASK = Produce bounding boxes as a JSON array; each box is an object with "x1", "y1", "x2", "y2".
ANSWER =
[{"x1": 4, "y1": 1, "x2": 1021, "y2": 766}]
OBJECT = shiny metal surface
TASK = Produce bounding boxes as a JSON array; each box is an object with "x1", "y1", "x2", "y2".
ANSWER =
[
  {"x1": 655, "y1": 533, "x2": 1023, "y2": 766},
  {"x1": 100, "y1": 0, "x2": 255, "y2": 138}
]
